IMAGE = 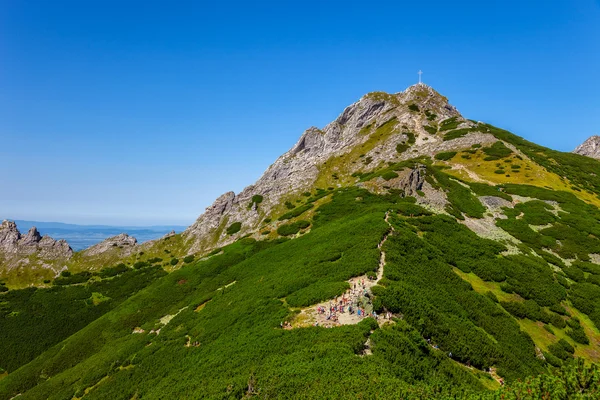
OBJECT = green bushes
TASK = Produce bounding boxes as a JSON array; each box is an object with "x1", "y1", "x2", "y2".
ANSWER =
[
  {"x1": 278, "y1": 203, "x2": 313, "y2": 221},
  {"x1": 0, "y1": 266, "x2": 166, "y2": 372},
  {"x1": 443, "y1": 128, "x2": 473, "y2": 141},
  {"x1": 98, "y1": 263, "x2": 129, "y2": 278},
  {"x1": 183, "y1": 255, "x2": 195, "y2": 264},
  {"x1": 381, "y1": 171, "x2": 399, "y2": 181},
  {"x1": 566, "y1": 322, "x2": 589, "y2": 344},
  {"x1": 569, "y1": 283, "x2": 600, "y2": 329},
  {"x1": 170, "y1": 258, "x2": 179, "y2": 266},
  {"x1": 434, "y1": 151, "x2": 456, "y2": 161},
  {"x1": 482, "y1": 141, "x2": 513, "y2": 160},
  {"x1": 53, "y1": 271, "x2": 92, "y2": 286},
  {"x1": 500, "y1": 299, "x2": 565, "y2": 328},
  {"x1": 251, "y1": 195, "x2": 263, "y2": 204},
  {"x1": 423, "y1": 125, "x2": 437, "y2": 134},
  {"x1": 408, "y1": 103, "x2": 419, "y2": 112},
  {"x1": 277, "y1": 220, "x2": 311, "y2": 236},
  {"x1": 133, "y1": 261, "x2": 150, "y2": 269},
  {"x1": 378, "y1": 214, "x2": 544, "y2": 380},
  {"x1": 396, "y1": 143, "x2": 409, "y2": 153},
  {"x1": 548, "y1": 339, "x2": 575, "y2": 360},
  {"x1": 467, "y1": 182, "x2": 512, "y2": 201},
  {"x1": 425, "y1": 110, "x2": 437, "y2": 121},
  {"x1": 286, "y1": 281, "x2": 349, "y2": 307},
  {"x1": 226, "y1": 222, "x2": 242, "y2": 235},
  {"x1": 439, "y1": 116, "x2": 460, "y2": 131}
]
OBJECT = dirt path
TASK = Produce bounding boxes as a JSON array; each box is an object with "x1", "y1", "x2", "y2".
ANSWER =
[{"x1": 289, "y1": 211, "x2": 394, "y2": 329}]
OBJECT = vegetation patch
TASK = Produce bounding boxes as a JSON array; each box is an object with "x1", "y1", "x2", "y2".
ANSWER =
[
  {"x1": 435, "y1": 151, "x2": 457, "y2": 161},
  {"x1": 439, "y1": 116, "x2": 460, "y2": 131},
  {"x1": 482, "y1": 141, "x2": 513, "y2": 160},
  {"x1": 276, "y1": 220, "x2": 311, "y2": 236},
  {"x1": 278, "y1": 203, "x2": 314, "y2": 221},
  {"x1": 226, "y1": 222, "x2": 242, "y2": 235}
]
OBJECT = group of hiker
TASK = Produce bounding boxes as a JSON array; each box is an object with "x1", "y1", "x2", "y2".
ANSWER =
[{"x1": 313, "y1": 276, "x2": 390, "y2": 326}]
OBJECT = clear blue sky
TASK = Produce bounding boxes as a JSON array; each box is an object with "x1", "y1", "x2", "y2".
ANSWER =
[{"x1": 2, "y1": 0, "x2": 599, "y2": 225}]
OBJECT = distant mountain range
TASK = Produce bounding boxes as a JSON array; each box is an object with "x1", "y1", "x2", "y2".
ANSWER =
[{"x1": 3, "y1": 219, "x2": 187, "y2": 251}]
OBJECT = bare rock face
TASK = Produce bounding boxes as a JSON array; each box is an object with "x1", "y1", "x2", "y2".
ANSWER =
[
  {"x1": 0, "y1": 220, "x2": 21, "y2": 254},
  {"x1": 20, "y1": 227, "x2": 42, "y2": 246},
  {"x1": 574, "y1": 136, "x2": 600, "y2": 159},
  {"x1": 82, "y1": 233, "x2": 138, "y2": 257},
  {"x1": 398, "y1": 165, "x2": 425, "y2": 197},
  {"x1": 183, "y1": 84, "x2": 493, "y2": 254},
  {"x1": 0, "y1": 220, "x2": 73, "y2": 259}
]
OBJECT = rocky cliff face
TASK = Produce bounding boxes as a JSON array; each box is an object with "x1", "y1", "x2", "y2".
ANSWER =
[
  {"x1": 81, "y1": 233, "x2": 138, "y2": 257},
  {"x1": 0, "y1": 220, "x2": 73, "y2": 259},
  {"x1": 574, "y1": 136, "x2": 600, "y2": 159},
  {"x1": 183, "y1": 84, "x2": 497, "y2": 254}
]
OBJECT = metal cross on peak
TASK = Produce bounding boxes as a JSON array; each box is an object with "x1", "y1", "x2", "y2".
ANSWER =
[{"x1": 418, "y1": 70, "x2": 423, "y2": 84}]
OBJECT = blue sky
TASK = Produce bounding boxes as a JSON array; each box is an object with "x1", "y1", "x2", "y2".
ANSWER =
[{"x1": 2, "y1": 0, "x2": 599, "y2": 225}]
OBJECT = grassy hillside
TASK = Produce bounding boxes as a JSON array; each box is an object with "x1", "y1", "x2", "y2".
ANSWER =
[{"x1": 2, "y1": 180, "x2": 600, "y2": 398}]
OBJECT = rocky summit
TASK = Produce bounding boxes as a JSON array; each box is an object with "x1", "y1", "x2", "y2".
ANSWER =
[
  {"x1": 574, "y1": 135, "x2": 600, "y2": 159},
  {"x1": 183, "y1": 84, "x2": 496, "y2": 254}
]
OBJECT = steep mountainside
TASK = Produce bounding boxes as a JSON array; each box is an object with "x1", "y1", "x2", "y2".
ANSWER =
[
  {"x1": 574, "y1": 135, "x2": 600, "y2": 159},
  {"x1": 183, "y1": 84, "x2": 496, "y2": 254},
  {"x1": 2, "y1": 84, "x2": 600, "y2": 399}
]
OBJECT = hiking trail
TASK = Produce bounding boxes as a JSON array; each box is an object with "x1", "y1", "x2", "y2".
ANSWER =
[{"x1": 288, "y1": 211, "x2": 395, "y2": 329}]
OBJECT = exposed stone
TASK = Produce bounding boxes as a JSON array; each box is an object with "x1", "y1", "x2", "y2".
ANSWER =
[
  {"x1": 396, "y1": 165, "x2": 425, "y2": 196},
  {"x1": 0, "y1": 220, "x2": 73, "y2": 259},
  {"x1": 574, "y1": 136, "x2": 600, "y2": 159},
  {"x1": 82, "y1": 233, "x2": 138, "y2": 257},
  {"x1": 479, "y1": 196, "x2": 513, "y2": 210},
  {"x1": 19, "y1": 227, "x2": 42, "y2": 246}
]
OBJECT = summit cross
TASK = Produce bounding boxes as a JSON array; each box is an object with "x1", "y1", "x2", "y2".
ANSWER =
[{"x1": 418, "y1": 70, "x2": 422, "y2": 84}]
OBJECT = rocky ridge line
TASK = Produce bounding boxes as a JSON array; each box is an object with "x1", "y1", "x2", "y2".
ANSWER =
[
  {"x1": 0, "y1": 220, "x2": 73, "y2": 262},
  {"x1": 574, "y1": 135, "x2": 600, "y2": 159}
]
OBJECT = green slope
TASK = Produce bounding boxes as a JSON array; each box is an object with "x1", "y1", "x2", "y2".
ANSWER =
[{"x1": 2, "y1": 183, "x2": 599, "y2": 399}]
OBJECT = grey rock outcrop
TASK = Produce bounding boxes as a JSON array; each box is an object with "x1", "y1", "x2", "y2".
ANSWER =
[
  {"x1": 0, "y1": 220, "x2": 73, "y2": 261},
  {"x1": 82, "y1": 233, "x2": 138, "y2": 257},
  {"x1": 397, "y1": 165, "x2": 425, "y2": 197},
  {"x1": 574, "y1": 136, "x2": 600, "y2": 159},
  {"x1": 183, "y1": 84, "x2": 496, "y2": 254}
]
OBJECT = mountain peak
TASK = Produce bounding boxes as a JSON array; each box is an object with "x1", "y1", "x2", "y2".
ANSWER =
[
  {"x1": 574, "y1": 135, "x2": 600, "y2": 159},
  {"x1": 183, "y1": 84, "x2": 481, "y2": 254}
]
